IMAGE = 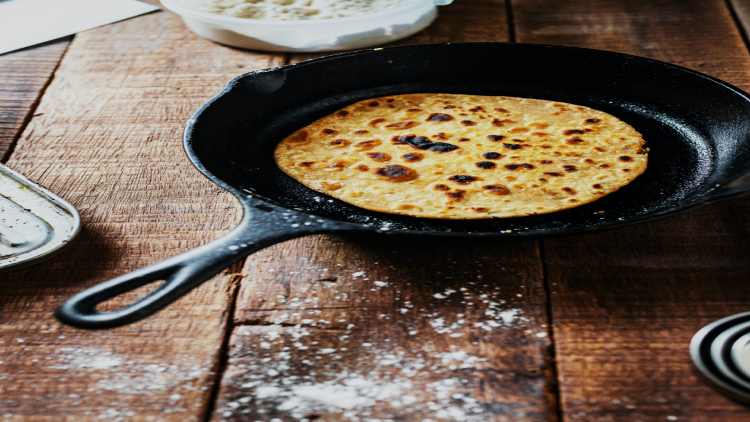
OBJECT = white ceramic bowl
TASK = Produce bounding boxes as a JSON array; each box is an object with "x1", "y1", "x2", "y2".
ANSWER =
[{"x1": 160, "y1": 0, "x2": 452, "y2": 52}]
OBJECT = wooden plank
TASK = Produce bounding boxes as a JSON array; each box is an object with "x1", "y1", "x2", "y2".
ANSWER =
[
  {"x1": 0, "y1": 12, "x2": 284, "y2": 420},
  {"x1": 212, "y1": 2, "x2": 559, "y2": 421},
  {"x1": 0, "y1": 39, "x2": 70, "y2": 161},
  {"x1": 512, "y1": 0, "x2": 750, "y2": 419}
]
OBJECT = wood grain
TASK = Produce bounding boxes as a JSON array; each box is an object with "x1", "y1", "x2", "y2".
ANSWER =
[
  {"x1": 212, "y1": 1, "x2": 558, "y2": 420},
  {"x1": 0, "y1": 11, "x2": 284, "y2": 420},
  {"x1": 513, "y1": 0, "x2": 750, "y2": 419},
  {"x1": 0, "y1": 39, "x2": 70, "y2": 161}
]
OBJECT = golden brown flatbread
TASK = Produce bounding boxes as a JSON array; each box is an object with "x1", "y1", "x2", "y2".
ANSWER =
[{"x1": 274, "y1": 93, "x2": 647, "y2": 219}]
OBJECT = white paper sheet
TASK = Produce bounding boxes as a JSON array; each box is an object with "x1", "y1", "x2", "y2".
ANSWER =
[{"x1": 0, "y1": 0, "x2": 159, "y2": 55}]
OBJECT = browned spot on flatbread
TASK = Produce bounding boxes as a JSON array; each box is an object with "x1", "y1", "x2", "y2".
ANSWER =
[
  {"x1": 446, "y1": 190, "x2": 466, "y2": 201},
  {"x1": 355, "y1": 140, "x2": 381, "y2": 151},
  {"x1": 367, "y1": 152, "x2": 391, "y2": 162},
  {"x1": 289, "y1": 130, "x2": 309, "y2": 143},
  {"x1": 391, "y1": 135, "x2": 407, "y2": 145},
  {"x1": 329, "y1": 139, "x2": 351, "y2": 148},
  {"x1": 402, "y1": 152, "x2": 424, "y2": 162},
  {"x1": 322, "y1": 182, "x2": 342, "y2": 190},
  {"x1": 386, "y1": 121, "x2": 420, "y2": 130},
  {"x1": 427, "y1": 113, "x2": 454, "y2": 122},
  {"x1": 484, "y1": 184, "x2": 511, "y2": 195},
  {"x1": 476, "y1": 161, "x2": 497, "y2": 169},
  {"x1": 492, "y1": 118, "x2": 515, "y2": 127},
  {"x1": 562, "y1": 187, "x2": 576, "y2": 195},
  {"x1": 395, "y1": 134, "x2": 459, "y2": 153},
  {"x1": 329, "y1": 160, "x2": 348, "y2": 170},
  {"x1": 376, "y1": 165, "x2": 418, "y2": 182},
  {"x1": 448, "y1": 175, "x2": 479, "y2": 185},
  {"x1": 369, "y1": 118, "x2": 386, "y2": 128},
  {"x1": 505, "y1": 163, "x2": 535, "y2": 170}
]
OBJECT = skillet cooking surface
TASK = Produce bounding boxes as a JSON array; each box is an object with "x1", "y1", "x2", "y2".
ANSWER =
[{"x1": 189, "y1": 43, "x2": 750, "y2": 236}]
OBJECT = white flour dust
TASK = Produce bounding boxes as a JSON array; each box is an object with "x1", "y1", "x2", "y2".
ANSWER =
[
  {"x1": 49, "y1": 346, "x2": 207, "y2": 398},
  {"x1": 218, "y1": 271, "x2": 540, "y2": 421}
]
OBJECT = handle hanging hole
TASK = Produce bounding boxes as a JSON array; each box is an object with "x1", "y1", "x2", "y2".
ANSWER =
[{"x1": 95, "y1": 279, "x2": 166, "y2": 312}]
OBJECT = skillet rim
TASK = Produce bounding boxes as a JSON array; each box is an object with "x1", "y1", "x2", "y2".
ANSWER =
[{"x1": 183, "y1": 42, "x2": 750, "y2": 237}]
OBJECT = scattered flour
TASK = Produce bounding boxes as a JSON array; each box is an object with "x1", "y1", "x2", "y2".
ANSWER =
[
  {"x1": 50, "y1": 347, "x2": 123, "y2": 370},
  {"x1": 217, "y1": 275, "x2": 538, "y2": 421},
  {"x1": 49, "y1": 346, "x2": 206, "y2": 399}
]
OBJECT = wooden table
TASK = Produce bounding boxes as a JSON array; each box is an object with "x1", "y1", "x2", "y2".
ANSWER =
[{"x1": 2, "y1": 1, "x2": 750, "y2": 420}]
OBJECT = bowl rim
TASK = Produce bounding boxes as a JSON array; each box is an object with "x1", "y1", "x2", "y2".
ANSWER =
[{"x1": 160, "y1": 0, "x2": 434, "y2": 26}]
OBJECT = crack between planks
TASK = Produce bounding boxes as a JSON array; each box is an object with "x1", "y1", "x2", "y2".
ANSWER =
[
  {"x1": 505, "y1": 0, "x2": 517, "y2": 43},
  {"x1": 725, "y1": 0, "x2": 750, "y2": 54},
  {"x1": 539, "y1": 239, "x2": 563, "y2": 422},
  {"x1": 2, "y1": 37, "x2": 73, "y2": 163},
  {"x1": 201, "y1": 270, "x2": 244, "y2": 422}
]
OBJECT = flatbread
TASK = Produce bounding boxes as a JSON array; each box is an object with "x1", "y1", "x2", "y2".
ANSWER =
[{"x1": 274, "y1": 93, "x2": 647, "y2": 219}]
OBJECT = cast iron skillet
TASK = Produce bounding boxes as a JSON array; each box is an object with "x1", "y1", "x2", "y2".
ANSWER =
[{"x1": 56, "y1": 43, "x2": 750, "y2": 329}]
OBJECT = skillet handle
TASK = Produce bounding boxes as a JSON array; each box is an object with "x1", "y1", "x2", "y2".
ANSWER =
[
  {"x1": 55, "y1": 203, "x2": 321, "y2": 329},
  {"x1": 706, "y1": 173, "x2": 750, "y2": 203}
]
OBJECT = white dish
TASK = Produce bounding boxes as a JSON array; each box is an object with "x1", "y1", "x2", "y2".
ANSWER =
[
  {"x1": 0, "y1": 164, "x2": 80, "y2": 269},
  {"x1": 161, "y1": 0, "x2": 453, "y2": 52}
]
